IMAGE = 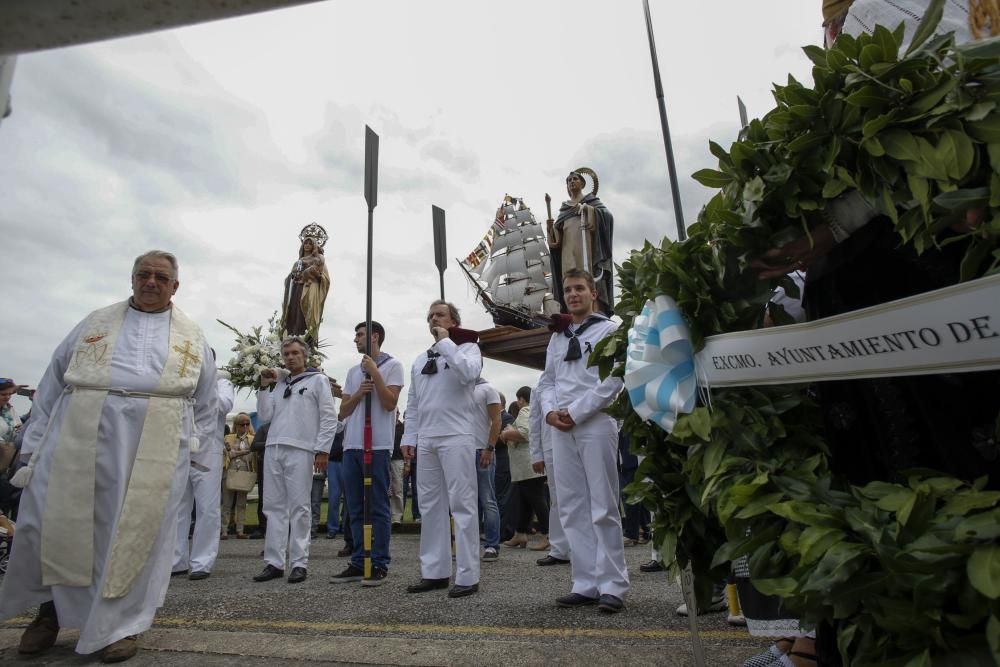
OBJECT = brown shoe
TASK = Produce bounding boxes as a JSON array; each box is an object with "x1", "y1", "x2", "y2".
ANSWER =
[
  {"x1": 528, "y1": 537, "x2": 550, "y2": 551},
  {"x1": 101, "y1": 635, "x2": 138, "y2": 663},
  {"x1": 220, "y1": 534, "x2": 229, "y2": 540},
  {"x1": 337, "y1": 545, "x2": 353, "y2": 557},
  {"x1": 236, "y1": 533, "x2": 249, "y2": 540},
  {"x1": 502, "y1": 533, "x2": 527, "y2": 548},
  {"x1": 18, "y1": 601, "x2": 59, "y2": 655}
]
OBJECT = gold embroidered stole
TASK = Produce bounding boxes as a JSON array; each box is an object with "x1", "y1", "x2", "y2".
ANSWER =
[{"x1": 40, "y1": 300, "x2": 203, "y2": 598}]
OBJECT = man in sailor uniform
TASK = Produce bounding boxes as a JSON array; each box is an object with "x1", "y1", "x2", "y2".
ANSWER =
[
  {"x1": 536, "y1": 268, "x2": 628, "y2": 613},
  {"x1": 401, "y1": 300, "x2": 483, "y2": 598}
]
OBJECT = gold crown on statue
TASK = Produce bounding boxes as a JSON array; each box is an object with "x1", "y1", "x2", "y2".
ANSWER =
[{"x1": 299, "y1": 222, "x2": 328, "y2": 248}]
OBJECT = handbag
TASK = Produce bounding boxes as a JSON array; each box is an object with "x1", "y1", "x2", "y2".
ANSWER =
[
  {"x1": 225, "y1": 468, "x2": 256, "y2": 493},
  {"x1": 0, "y1": 442, "x2": 16, "y2": 476}
]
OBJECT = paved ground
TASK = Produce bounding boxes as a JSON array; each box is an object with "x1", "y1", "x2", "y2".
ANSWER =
[{"x1": 1, "y1": 532, "x2": 768, "y2": 665}]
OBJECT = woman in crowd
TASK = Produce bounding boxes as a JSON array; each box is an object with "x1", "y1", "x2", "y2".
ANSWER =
[
  {"x1": 0, "y1": 378, "x2": 21, "y2": 449},
  {"x1": 221, "y1": 413, "x2": 255, "y2": 539},
  {"x1": 498, "y1": 386, "x2": 549, "y2": 550}
]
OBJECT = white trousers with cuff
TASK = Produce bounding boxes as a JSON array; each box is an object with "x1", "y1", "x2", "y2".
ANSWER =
[
  {"x1": 543, "y1": 446, "x2": 570, "y2": 560},
  {"x1": 173, "y1": 453, "x2": 222, "y2": 574},
  {"x1": 263, "y1": 444, "x2": 314, "y2": 571},
  {"x1": 416, "y1": 436, "x2": 480, "y2": 587},
  {"x1": 551, "y1": 415, "x2": 629, "y2": 599}
]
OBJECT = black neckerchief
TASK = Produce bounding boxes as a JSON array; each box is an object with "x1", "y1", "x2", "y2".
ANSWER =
[
  {"x1": 282, "y1": 370, "x2": 319, "y2": 398},
  {"x1": 421, "y1": 349, "x2": 443, "y2": 375},
  {"x1": 563, "y1": 315, "x2": 606, "y2": 362}
]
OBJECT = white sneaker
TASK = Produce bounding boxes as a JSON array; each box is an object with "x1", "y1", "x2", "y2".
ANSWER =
[{"x1": 482, "y1": 547, "x2": 499, "y2": 562}]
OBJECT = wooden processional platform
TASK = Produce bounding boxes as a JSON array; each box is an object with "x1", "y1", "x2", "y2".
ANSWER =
[{"x1": 477, "y1": 326, "x2": 551, "y2": 371}]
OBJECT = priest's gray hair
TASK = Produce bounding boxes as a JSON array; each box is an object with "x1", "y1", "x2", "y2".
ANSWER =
[
  {"x1": 281, "y1": 336, "x2": 311, "y2": 357},
  {"x1": 427, "y1": 299, "x2": 461, "y2": 325},
  {"x1": 132, "y1": 250, "x2": 179, "y2": 280}
]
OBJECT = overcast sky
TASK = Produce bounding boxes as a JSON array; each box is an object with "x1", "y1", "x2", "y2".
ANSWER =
[{"x1": 1, "y1": 1, "x2": 820, "y2": 417}]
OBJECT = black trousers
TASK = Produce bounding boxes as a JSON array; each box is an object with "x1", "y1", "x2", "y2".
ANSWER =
[{"x1": 511, "y1": 476, "x2": 549, "y2": 534}]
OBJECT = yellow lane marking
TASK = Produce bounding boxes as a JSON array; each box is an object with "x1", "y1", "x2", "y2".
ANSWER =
[{"x1": 152, "y1": 616, "x2": 754, "y2": 641}]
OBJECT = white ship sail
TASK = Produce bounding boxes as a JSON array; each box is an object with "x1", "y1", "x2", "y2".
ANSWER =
[{"x1": 458, "y1": 194, "x2": 560, "y2": 326}]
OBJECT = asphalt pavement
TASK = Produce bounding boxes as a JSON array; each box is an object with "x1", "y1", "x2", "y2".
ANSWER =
[{"x1": 1, "y1": 531, "x2": 768, "y2": 665}]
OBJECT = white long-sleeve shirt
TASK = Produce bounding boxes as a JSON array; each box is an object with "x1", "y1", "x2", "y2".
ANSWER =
[
  {"x1": 536, "y1": 315, "x2": 623, "y2": 427},
  {"x1": 402, "y1": 337, "x2": 482, "y2": 446},
  {"x1": 528, "y1": 384, "x2": 550, "y2": 465},
  {"x1": 191, "y1": 376, "x2": 234, "y2": 467},
  {"x1": 257, "y1": 371, "x2": 338, "y2": 453}
]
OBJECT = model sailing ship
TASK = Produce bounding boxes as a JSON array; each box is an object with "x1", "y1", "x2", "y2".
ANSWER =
[{"x1": 458, "y1": 195, "x2": 560, "y2": 329}]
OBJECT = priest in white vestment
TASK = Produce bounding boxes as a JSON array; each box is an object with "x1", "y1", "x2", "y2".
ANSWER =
[{"x1": 0, "y1": 251, "x2": 218, "y2": 663}]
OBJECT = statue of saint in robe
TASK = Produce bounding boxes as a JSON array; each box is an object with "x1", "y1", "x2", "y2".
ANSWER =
[
  {"x1": 546, "y1": 168, "x2": 614, "y2": 315},
  {"x1": 281, "y1": 223, "x2": 330, "y2": 345}
]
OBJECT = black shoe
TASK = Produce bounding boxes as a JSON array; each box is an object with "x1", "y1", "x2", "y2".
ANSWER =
[
  {"x1": 536, "y1": 555, "x2": 571, "y2": 566},
  {"x1": 326, "y1": 532, "x2": 338, "y2": 539},
  {"x1": 598, "y1": 594, "x2": 625, "y2": 613},
  {"x1": 639, "y1": 559, "x2": 664, "y2": 573},
  {"x1": 337, "y1": 545, "x2": 354, "y2": 557},
  {"x1": 253, "y1": 564, "x2": 285, "y2": 582},
  {"x1": 287, "y1": 567, "x2": 307, "y2": 584},
  {"x1": 361, "y1": 567, "x2": 388, "y2": 587},
  {"x1": 330, "y1": 564, "x2": 365, "y2": 584},
  {"x1": 448, "y1": 583, "x2": 479, "y2": 598},
  {"x1": 188, "y1": 571, "x2": 210, "y2": 581},
  {"x1": 406, "y1": 577, "x2": 450, "y2": 594},
  {"x1": 249, "y1": 531, "x2": 264, "y2": 540},
  {"x1": 556, "y1": 592, "x2": 599, "y2": 608},
  {"x1": 170, "y1": 569, "x2": 189, "y2": 577}
]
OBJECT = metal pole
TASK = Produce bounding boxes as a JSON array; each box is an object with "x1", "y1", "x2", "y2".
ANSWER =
[
  {"x1": 362, "y1": 125, "x2": 379, "y2": 579},
  {"x1": 642, "y1": 0, "x2": 687, "y2": 242}
]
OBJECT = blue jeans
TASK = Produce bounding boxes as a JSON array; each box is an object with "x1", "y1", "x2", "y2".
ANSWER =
[
  {"x1": 326, "y1": 459, "x2": 343, "y2": 535},
  {"x1": 310, "y1": 472, "x2": 326, "y2": 529},
  {"x1": 476, "y1": 450, "x2": 500, "y2": 549},
  {"x1": 342, "y1": 449, "x2": 392, "y2": 571},
  {"x1": 403, "y1": 452, "x2": 419, "y2": 519}
]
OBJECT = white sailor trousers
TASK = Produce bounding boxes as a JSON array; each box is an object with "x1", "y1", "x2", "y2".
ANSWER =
[
  {"x1": 551, "y1": 415, "x2": 629, "y2": 599},
  {"x1": 263, "y1": 444, "x2": 314, "y2": 570},
  {"x1": 416, "y1": 435, "x2": 480, "y2": 586},
  {"x1": 542, "y1": 445, "x2": 570, "y2": 560},
  {"x1": 173, "y1": 453, "x2": 222, "y2": 573}
]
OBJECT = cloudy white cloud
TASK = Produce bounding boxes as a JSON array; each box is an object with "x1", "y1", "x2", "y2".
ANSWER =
[{"x1": 2, "y1": 0, "x2": 820, "y2": 416}]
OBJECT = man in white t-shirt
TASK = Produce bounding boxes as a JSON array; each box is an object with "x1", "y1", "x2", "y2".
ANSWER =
[
  {"x1": 329, "y1": 321, "x2": 405, "y2": 587},
  {"x1": 472, "y1": 378, "x2": 501, "y2": 561}
]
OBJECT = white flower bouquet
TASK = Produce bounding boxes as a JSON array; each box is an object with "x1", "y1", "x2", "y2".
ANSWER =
[{"x1": 217, "y1": 312, "x2": 327, "y2": 389}]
